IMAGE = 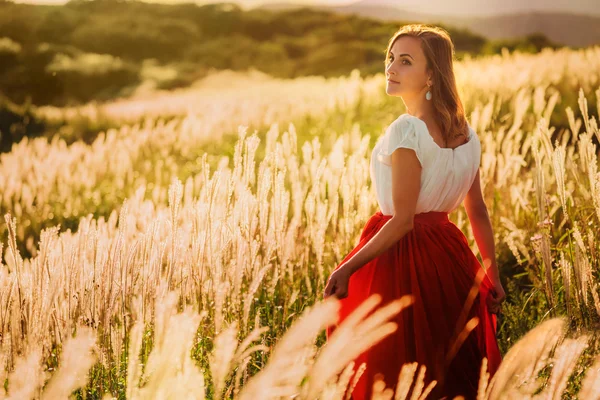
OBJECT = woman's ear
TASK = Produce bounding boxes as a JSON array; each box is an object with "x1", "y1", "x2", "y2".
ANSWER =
[{"x1": 427, "y1": 70, "x2": 433, "y2": 85}]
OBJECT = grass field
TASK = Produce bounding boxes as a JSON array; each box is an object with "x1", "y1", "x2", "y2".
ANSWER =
[{"x1": 1, "y1": 45, "x2": 600, "y2": 399}]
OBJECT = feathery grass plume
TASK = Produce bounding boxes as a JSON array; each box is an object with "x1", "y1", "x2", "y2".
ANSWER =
[
  {"x1": 241, "y1": 263, "x2": 271, "y2": 332},
  {"x1": 1, "y1": 346, "x2": 44, "y2": 400},
  {"x1": 370, "y1": 374, "x2": 394, "y2": 399},
  {"x1": 592, "y1": 171, "x2": 600, "y2": 228},
  {"x1": 134, "y1": 309, "x2": 205, "y2": 399},
  {"x1": 41, "y1": 326, "x2": 97, "y2": 399},
  {"x1": 126, "y1": 296, "x2": 145, "y2": 400},
  {"x1": 551, "y1": 141, "x2": 568, "y2": 221},
  {"x1": 596, "y1": 87, "x2": 600, "y2": 127},
  {"x1": 406, "y1": 364, "x2": 437, "y2": 400},
  {"x1": 317, "y1": 363, "x2": 356, "y2": 400},
  {"x1": 558, "y1": 252, "x2": 573, "y2": 317},
  {"x1": 230, "y1": 324, "x2": 270, "y2": 398},
  {"x1": 240, "y1": 294, "x2": 402, "y2": 399},
  {"x1": 572, "y1": 221, "x2": 593, "y2": 317},
  {"x1": 447, "y1": 267, "x2": 487, "y2": 368},
  {"x1": 535, "y1": 117, "x2": 554, "y2": 160},
  {"x1": 542, "y1": 91, "x2": 560, "y2": 127},
  {"x1": 477, "y1": 358, "x2": 490, "y2": 400},
  {"x1": 532, "y1": 127, "x2": 555, "y2": 311},
  {"x1": 0, "y1": 257, "x2": 13, "y2": 353},
  {"x1": 544, "y1": 336, "x2": 588, "y2": 399},
  {"x1": 167, "y1": 178, "x2": 183, "y2": 289},
  {"x1": 31, "y1": 225, "x2": 62, "y2": 354},
  {"x1": 304, "y1": 294, "x2": 414, "y2": 399},
  {"x1": 579, "y1": 353, "x2": 600, "y2": 399},
  {"x1": 500, "y1": 217, "x2": 530, "y2": 264},
  {"x1": 328, "y1": 360, "x2": 361, "y2": 400},
  {"x1": 578, "y1": 99, "x2": 600, "y2": 222},
  {"x1": 578, "y1": 88, "x2": 591, "y2": 137},
  {"x1": 577, "y1": 127, "x2": 595, "y2": 178},
  {"x1": 539, "y1": 229, "x2": 555, "y2": 312},
  {"x1": 213, "y1": 279, "x2": 229, "y2": 336},
  {"x1": 446, "y1": 316, "x2": 480, "y2": 370},
  {"x1": 126, "y1": 321, "x2": 144, "y2": 400},
  {"x1": 3, "y1": 213, "x2": 26, "y2": 353},
  {"x1": 0, "y1": 335, "x2": 11, "y2": 388},
  {"x1": 487, "y1": 318, "x2": 567, "y2": 398},
  {"x1": 209, "y1": 321, "x2": 240, "y2": 400},
  {"x1": 567, "y1": 107, "x2": 581, "y2": 143},
  {"x1": 237, "y1": 296, "x2": 340, "y2": 400},
  {"x1": 591, "y1": 282, "x2": 600, "y2": 319},
  {"x1": 131, "y1": 287, "x2": 206, "y2": 399},
  {"x1": 345, "y1": 362, "x2": 368, "y2": 399},
  {"x1": 392, "y1": 362, "x2": 419, "y2": 400}
]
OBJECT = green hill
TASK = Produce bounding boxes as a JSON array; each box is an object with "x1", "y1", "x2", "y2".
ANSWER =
[{"x1": 0, "y1": 0, "x2": 560, "y2": 107}]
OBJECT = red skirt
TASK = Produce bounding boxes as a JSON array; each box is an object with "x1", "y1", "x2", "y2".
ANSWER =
[{"x1": 326, "y1": 210, "x2": 502, "y2": 400}]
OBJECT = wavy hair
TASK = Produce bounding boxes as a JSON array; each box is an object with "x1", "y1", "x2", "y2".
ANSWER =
[{"x1": 385, "y1": 24, "x2": 468, "y2": 144}]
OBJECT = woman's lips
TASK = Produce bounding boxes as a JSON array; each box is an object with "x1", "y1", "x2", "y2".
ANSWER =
[{"x1": 387, "y1": 79, "x2": 399, "y2": 83}]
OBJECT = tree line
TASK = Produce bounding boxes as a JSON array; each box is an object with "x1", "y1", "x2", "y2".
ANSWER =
[{"x1": 0, "y1": 0, "x2": 562, "y2": 107}]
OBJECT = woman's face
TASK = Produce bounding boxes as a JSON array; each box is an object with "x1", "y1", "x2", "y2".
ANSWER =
[{"x1": 385, "y1": 36, "x2": 431, "y2": 99}]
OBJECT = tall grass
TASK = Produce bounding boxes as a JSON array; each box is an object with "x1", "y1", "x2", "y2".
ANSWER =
[{"x1": 0, "y1": 46, "x2": 600, "y2": 398}]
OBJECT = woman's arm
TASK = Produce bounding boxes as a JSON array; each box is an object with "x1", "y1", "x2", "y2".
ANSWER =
[
  {"x1": 463, "y1": 169, "x2": 500, "y2": 284},
  {"x1": 338, "y1": 147, "x2": 421, "y2": 275},
  {"x1": 323, "y1": 146, "x2": 421, "y2": 299}
]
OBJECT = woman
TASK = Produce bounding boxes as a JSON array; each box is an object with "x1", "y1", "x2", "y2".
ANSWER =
[{"x1": 323, "y1": 24, "x2": 506, "y2": 400}]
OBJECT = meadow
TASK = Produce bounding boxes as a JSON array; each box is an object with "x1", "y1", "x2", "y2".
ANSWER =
[{"x1": 1, "y1": 44, "x2": 600, "y2": 399}]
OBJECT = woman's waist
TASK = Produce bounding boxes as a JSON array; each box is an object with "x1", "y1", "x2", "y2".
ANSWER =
[{"x1": 375, "y1": 210, "x2": 450, "y2": 226}]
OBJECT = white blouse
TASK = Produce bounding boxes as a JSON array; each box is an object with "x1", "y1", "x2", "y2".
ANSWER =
[{"x1": 370, "y1": 113, "x2": 481, "y2": 216}]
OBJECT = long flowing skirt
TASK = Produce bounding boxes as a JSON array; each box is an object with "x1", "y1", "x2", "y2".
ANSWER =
[{"x1": 326, "y1": 210, "x2": 502, "y2": 400}]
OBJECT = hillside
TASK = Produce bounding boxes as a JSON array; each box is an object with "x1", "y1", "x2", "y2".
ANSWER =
[
  {"x1": 258, "y1": 1, "x2": 600, "y2": 47},
  {"x1": 0, "y1": 0, "x2": 495, "y2": 107}
]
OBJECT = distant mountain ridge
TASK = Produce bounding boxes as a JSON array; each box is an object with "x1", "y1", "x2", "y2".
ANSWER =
[{"x1": 256, "y1": 2, "x2": 600, "y2": 47}]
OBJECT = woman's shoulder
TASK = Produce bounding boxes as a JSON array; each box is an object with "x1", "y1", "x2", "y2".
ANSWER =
[
  {"x1": 387, "y1": 113, "x2": 420, "y2": 134},
  {"x1": 376, "y1": 113, "x2": 422, "y2": 165},
  {"x1": 392, "y1": 112, "x2": 417, "y2": 125},
  {"x1": 394, "y1": 113, "x2": 480, "y2": 146},
  {"x1": 385, "y1": 113, "x2": 420, "y2": 140}
]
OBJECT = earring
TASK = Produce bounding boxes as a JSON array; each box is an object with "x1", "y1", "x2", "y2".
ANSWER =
[{"x1": 425, "y1": 84, "x2": 432, "y2": 101}]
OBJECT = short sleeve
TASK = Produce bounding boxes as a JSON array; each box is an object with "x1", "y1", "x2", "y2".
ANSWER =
[{"x1": 377, "y1": 116, "x2": 422, "y2": 166}]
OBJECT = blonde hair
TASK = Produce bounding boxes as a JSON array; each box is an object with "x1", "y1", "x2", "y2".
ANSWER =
[{"x1": 385, "y1": 24, "x2": 468, "y2": 143}]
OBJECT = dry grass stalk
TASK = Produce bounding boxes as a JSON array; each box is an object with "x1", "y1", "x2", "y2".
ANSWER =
[
  {"x1": 41, "y1": 326, "x2": 97, "y2": 400},
  {"x1": 487, "y1": 318, "x2": 567, "y2": 398}
]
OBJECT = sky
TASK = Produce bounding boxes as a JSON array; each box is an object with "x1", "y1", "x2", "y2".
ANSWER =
[
  {"x1": 13, "y1": 0, "x2": 600, "y2": 16},
  {"x1": 13, "y1": 0, "x2": 354, "y2": 7}
]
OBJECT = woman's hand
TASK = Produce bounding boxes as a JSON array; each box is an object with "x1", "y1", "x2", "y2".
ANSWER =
[
  {"x1": 486, "y1": 277, "x2": 506, "y2": 314},
  {"x1": 323, "y1": 264, "x2": 354, "y2": 300}
]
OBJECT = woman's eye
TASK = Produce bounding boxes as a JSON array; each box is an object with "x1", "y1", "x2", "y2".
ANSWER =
[{"x1": 388, "y1": 56, "x2": 410, "y2": 65}]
